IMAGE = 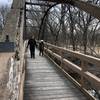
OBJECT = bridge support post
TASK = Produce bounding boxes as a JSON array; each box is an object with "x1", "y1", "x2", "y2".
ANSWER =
[
  {"x1": 81, "y1": 60, "x2": 87, "y2": 88},
  {"x1": 60, "y1": 49, "x2": 64, "y2": 69}
]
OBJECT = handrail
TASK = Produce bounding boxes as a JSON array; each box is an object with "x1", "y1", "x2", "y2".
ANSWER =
[
  {"x1": 45, "y1": 43, "x2": 100, "y2": 66},
  {"x1": 44, "y1": 42, "x2": 100, "y2": 99}
]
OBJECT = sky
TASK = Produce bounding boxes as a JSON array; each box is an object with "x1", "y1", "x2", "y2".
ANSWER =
[{"x1": 0, "y1": 0, "x2": 12, "y2": 6}]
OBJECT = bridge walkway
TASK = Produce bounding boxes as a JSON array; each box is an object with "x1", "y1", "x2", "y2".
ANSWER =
[{"x1": 24, "y1": 49, "x2": 87, "y2": 100}]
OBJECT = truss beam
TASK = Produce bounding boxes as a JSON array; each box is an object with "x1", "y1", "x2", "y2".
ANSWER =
[
  {"x1": 25, "y1": 2, "x2": 52, "y2": 7},
  {"x1": 39, "y1": 0, "x2": 100, "y2": 20},
  {"x1": 26, "y1": 9, "x2": 46, "y2": 12}
]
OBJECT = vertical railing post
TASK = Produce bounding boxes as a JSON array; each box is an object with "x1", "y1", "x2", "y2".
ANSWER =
[
  {"x1": 60, "y1": 49, "x2": 64, "y2": 69},
  {"x1": 81, "y1": 60, "x2": 87, "y2": 88},
  {"x1": 46, "y1": 43, "x2": 48, "y2": 50},
  {"x1": 45, "y1": 42, "x2": 48, "y2": 53}
]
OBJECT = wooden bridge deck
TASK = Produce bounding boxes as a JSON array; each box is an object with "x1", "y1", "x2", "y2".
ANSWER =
[{"x1": 24, "y1": 49, "x2": 87, "y2": 100}]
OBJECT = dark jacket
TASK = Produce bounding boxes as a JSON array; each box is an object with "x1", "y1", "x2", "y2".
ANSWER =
[
  {"x1": 28, "y1": 38, "x2": 36, "y2": 50},
  {"x1": 39, "y1": 42, "x2": 44, "y2": 51}
]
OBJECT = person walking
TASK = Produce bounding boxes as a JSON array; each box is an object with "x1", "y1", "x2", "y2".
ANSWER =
[
  {"x1": 39, "y1": 40, "x2": 44, "y2": 56},
  {"x1": 27, "y1": 36, "x2": 36, "y2": 58}
]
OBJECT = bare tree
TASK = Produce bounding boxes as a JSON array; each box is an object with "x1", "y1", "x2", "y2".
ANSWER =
[
  {"x1": 0, "y1": 5, "x2": 10, "y2": 28},
  {"x1": 66, "y1": 5, "x2": 76, "y2": 51},
  {"x1": 26, "y1": 0, "x2": 100, "y2": 56},
  {"x1": 60, "y1": 4, "x2": 66, "y2": 45},
  {"x1": 0, "y1": 5, "x2": 10, "y2": 39}
]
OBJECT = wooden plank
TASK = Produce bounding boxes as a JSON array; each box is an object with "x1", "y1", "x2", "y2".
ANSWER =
[
  {"x1": 24, "y1": 49, "x2": 87, "y2": 100},
  {"x1": 45, "y1": 49, "x2": 96, "y2": 100},
  {"x1": 46, "y1": 48, "x2": 100, "y2": 90},
  {"x1": 46, "y1": 43, "x2": 100, "y2": 66}
]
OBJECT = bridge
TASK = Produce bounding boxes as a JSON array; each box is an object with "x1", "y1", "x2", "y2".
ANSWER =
[{"x1": 0, "y1": 0, "x2": 100, "y2": 100}]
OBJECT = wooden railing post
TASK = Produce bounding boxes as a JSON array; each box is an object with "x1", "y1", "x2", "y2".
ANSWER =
[
  {"x1": 46, "y1": 43, "x2": 48, "y2": 50},
  {"x1": 45, "y1": 42, "x2": 48, "y2": 53},
  {"x1": 44, "y1": 42, "x2": 100, "y2": 96},
  {"x1": 60, "y1": 49, "x2": 64, "y2": 69},
  {"x1": 81, "y1": 60, "x2": 87, "y2": 88}
]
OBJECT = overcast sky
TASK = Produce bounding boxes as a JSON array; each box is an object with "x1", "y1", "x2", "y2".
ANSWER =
[{"x1": 0, "y1": 0, "x2": 12, "y2": 6}]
